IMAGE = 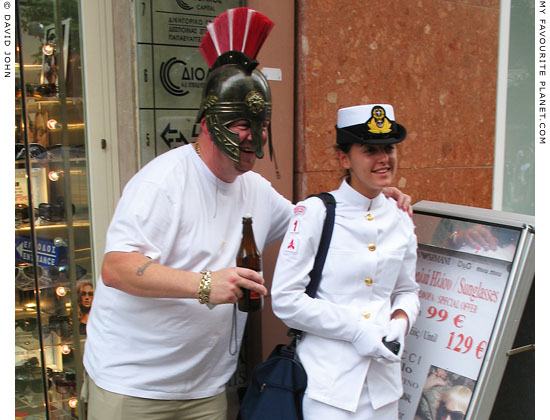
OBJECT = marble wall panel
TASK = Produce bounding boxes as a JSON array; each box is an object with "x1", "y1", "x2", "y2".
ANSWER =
[
  {"x1": 396, "y1": 167, "x2": 494, "y2": 208},
  {"x1": 295, "y1": 0, "x2": 500, "y2": 208}
]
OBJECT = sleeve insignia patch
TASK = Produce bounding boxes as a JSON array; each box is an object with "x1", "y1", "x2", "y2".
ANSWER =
[
  {"x1": 284, "y1": 238, "x2": 299, "y2": 253},
  {"x1": 294, "y1": 205, "x2": 307, "y2": 215},
  {"x1": 289, "y1": 218, "x2": 300, "y2": 233}
]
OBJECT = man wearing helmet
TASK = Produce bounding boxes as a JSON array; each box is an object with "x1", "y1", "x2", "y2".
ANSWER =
[
  {"x1": 193, "y1": 49, "x2": 273, "y2": 182},
  {"x1": 82, "y1": 8, "x2": 412, "y2": 420},
  {"x1": 196, "y1": 50, "x2": 273, "y2": 166}
]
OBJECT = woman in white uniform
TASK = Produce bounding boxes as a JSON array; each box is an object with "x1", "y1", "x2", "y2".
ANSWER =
[{"x1": 272, "y1": 104, "x2": 420, "y2": 419}]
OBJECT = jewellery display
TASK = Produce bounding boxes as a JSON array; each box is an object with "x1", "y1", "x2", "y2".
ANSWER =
[
  {"x1": 15, "y1": 357, "x2": 46, "y2": 397},
  {"x1": 15, "y1": 142, "x2": 49, "y2": 160},
  {"x1": 15, "y1": 316, "x2": 73, "y2": 340},
  {"x1": 15, "y1": 203, "x2": 32, "y2": 224},
  {"x1": 48, "y1": 263, "x2": 88, "y2": 281},
  {"x1": 25, "y1": 82, "x2": 58, "y2": 98},
  {"x1": 37, "y1": 201, "x2": 76, "y2": 222},
  {"x1": 15, "y1": 357, "x2": 78, "y2": 403}
]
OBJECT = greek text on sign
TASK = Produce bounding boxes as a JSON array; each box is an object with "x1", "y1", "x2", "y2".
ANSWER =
[{"x1": 15, "y1": 237, "x2": 60, "y2": 267}]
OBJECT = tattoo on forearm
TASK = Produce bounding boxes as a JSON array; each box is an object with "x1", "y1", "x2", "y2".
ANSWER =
[{"x1": 136, "y1": 260, "x2": 155, "y2": 276}]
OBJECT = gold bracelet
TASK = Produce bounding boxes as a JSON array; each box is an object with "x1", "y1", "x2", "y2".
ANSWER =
[{"x1": 197, "y1": 270, "x2": 212, "y2": 304}]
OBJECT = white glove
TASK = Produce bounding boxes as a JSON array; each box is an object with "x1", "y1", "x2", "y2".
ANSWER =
[
  {"x1": 384, "y1": 318, "x2": 408, "y2": 358},
  {"x1": 352, "y1": 320, "x2": 400, "y2": 364}
]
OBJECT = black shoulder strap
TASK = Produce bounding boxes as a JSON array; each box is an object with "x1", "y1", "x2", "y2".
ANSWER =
[
  {"x1": 305, "y1": 192, "x2": 336, "y2": 298},
  {"x1": 287, "y1": 193, "x2": 336, "y2": 344}
]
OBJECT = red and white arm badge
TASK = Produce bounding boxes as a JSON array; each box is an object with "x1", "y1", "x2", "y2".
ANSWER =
[{"x1": 284, "y1": 238, "x2": 299, "y2": 253}]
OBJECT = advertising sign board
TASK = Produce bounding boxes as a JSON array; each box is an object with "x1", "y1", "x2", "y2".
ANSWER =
[{"x1": 399, "y1": 201, "x2": 535, "y2": 420}]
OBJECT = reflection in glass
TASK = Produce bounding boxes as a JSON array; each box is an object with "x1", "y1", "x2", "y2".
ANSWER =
[{"x1": 414, "y1": 213, "x2": 521, "y2": 262}]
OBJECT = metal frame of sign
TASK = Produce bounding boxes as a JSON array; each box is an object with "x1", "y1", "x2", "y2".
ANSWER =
[{"x1": 400, "y1": 200, "x2": 535, "y2": 420}]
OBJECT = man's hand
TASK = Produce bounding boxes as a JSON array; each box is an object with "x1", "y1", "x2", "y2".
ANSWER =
[
  {"x1": 451, "y1": 225, "x2": 498, "y2": 251},
  {"x1": 382, "y1": 186, "x2": 413, "y2": 217},
  {"x1": 207, "y1": 267, "x2": 267, "y2": 305}
]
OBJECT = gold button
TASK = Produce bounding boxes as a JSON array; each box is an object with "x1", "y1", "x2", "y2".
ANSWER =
[
  {"x1": 365, "y1": 278, "x2": 373, "y2": 286},
  {"x1": 363, "y1": 312, "x2": 371, "y2": 319},
  {"x1": 368, "y1": 243, "x2": 376, "y2": 251},
  {"x1": 366, "y1": 213, "x2": 374, "y2": 221}
]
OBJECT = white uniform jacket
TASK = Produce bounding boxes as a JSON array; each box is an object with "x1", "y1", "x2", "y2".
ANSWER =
[{"x1": 272, "y1": 180, "x2": 420, "y2": 412}]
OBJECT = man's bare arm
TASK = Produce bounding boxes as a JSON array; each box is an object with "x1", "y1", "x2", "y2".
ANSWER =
[{"x1": 101, "y1": 251, "x2": 267, "y2": 304}]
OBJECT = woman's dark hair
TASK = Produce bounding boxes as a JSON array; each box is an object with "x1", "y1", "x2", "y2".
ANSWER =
[
  {"x1": 334, "y1": 143, "x2": 352, "y2": 181},
  {"x1": 334, "y1": 143, "x2": 352, "y2": 153}
]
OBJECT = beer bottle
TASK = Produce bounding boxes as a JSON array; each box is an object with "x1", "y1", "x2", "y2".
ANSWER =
[{"x1": 236, "y1": 215, "x2": 263, "y2": 312}]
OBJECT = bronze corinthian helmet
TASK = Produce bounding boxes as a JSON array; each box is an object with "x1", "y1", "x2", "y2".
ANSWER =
[
  {"x1": 197, "y1": 8, "x2": 276, "y2": 165},
  {"x1": 196, "y1": 51, "x2": 272, "y2": 163}
]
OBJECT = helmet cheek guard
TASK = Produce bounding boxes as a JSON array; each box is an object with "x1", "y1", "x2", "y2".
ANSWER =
[
  {"x1": 205, "y1": 113, "x2": 241, "y2": 162},
  {"x1": 245, "y1": 86, "x2": 272, "y2": 160},
  {"x1": 250, "y1": 118, "x2": 266, "y2": 159}
]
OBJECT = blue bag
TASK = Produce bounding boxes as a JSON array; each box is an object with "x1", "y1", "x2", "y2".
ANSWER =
[
  {"x1": 238, "y1": 193, "x2": 336, "y2": 420},
  {"x1": 238, "y1": 343, "x2": 307, "y2": 420}
]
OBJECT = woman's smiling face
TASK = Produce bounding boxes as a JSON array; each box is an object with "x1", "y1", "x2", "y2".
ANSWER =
[{"x1": 338, "y1": 143, "x2": 397, "y2": 198}]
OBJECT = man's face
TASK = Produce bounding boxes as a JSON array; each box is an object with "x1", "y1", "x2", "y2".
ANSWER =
[
  {"x1": 228, "y1": 119, "x2": 269, "y2": 174},
  {"x1": 200, "y1": 117, "x2": 269, "y2": 183}
]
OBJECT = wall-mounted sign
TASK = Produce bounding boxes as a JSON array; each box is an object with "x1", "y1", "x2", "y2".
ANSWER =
[{"x1": 135, "y1": 0, "x2": 243, "y2": 166}]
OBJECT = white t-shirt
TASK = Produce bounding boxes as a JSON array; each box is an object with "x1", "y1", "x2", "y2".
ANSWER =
[{"x1": 84, "y1": 144, "x2": 292, "y2": 400}]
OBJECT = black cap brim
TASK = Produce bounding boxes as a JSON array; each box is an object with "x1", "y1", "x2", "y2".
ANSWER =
[{"x1": 336, "y1": 122, "x2": 407, "y2": 146}]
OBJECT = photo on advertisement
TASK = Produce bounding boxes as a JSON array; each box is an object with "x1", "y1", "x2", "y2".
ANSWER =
[{"x1": 414, "y1": 365, "x2": 475, "y2": 420}]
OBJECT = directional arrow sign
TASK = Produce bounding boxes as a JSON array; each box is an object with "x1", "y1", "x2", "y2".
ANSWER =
[
  {"x1": 15, "y1": 236, "x2": 61, "y2": 267},
  {"x1": 161, "y1": 123, "x2": 189, "y2": 149}
]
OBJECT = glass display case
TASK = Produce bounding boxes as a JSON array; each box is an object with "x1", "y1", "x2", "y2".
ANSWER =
[{"x1": 15, "y1": 1, "x2": 91, "y2": 419}]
